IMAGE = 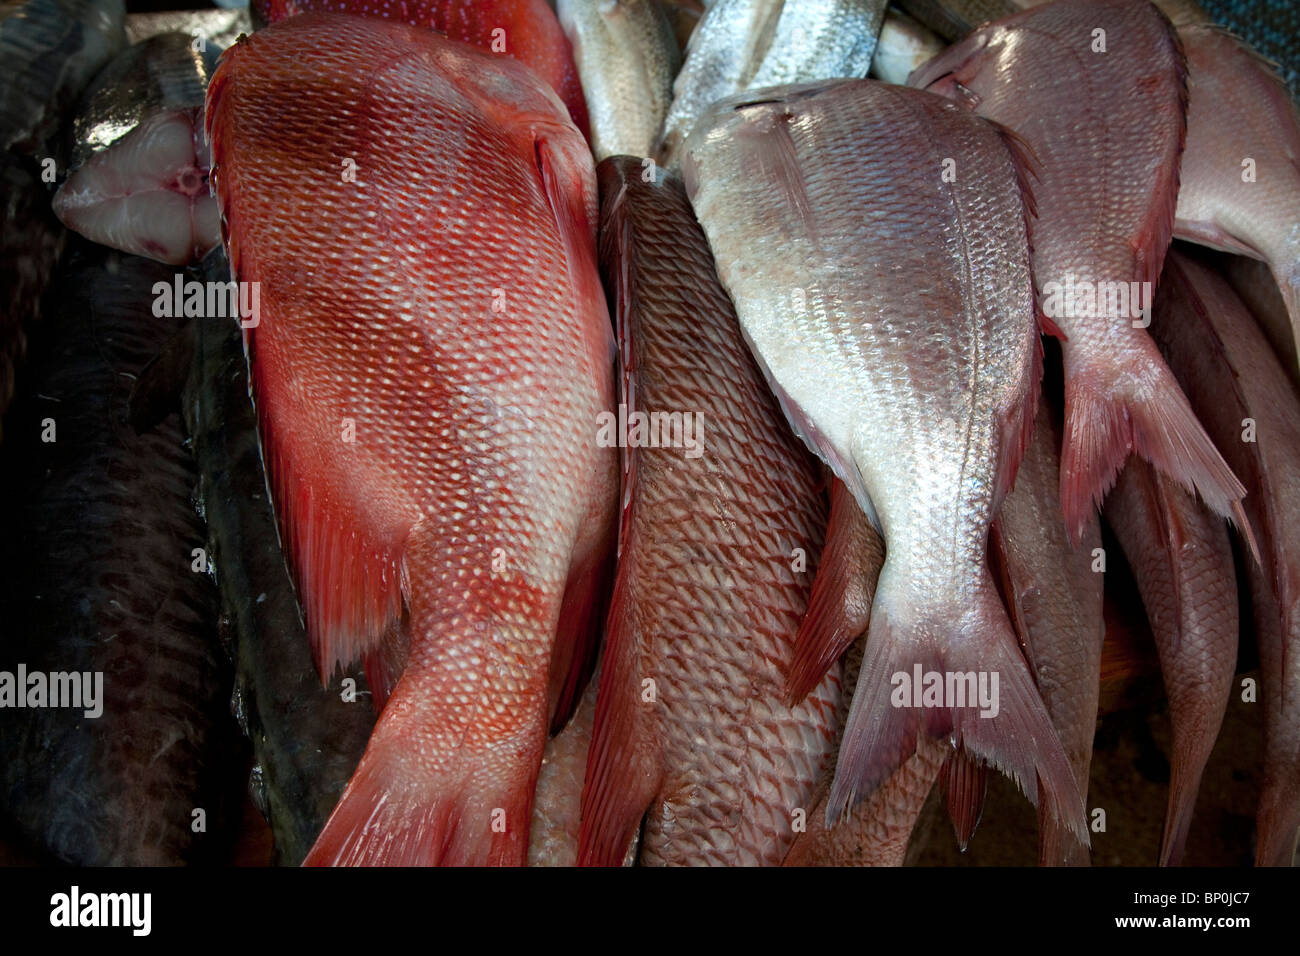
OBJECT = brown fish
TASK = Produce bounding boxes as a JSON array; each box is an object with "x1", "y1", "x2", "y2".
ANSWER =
[
  {"x1": 1149, "y1": 249, "x2": 1300, "y2": 867},
  {"x1": 578, "y1": 156, "x2": 842, "y2": 866}
]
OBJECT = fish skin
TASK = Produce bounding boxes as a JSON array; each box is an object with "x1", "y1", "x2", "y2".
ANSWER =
[
  {"x1": 868, "y1": 9, "x2": 945, "y2": 86},
  {"x1": 682, "y1": 78, "x2": 1087, "y2": 846},
  {"x1": 126, "y1": 8, "x2": 253, "y2": 51},
  {"x1": 784, "y1": 638, "x2": 944, "y2": 867},
  {"x1": 249, "y1": 0, "x2": 590, "y2": 139},
  {"x1": 53, "y1": 33, "x2": 222, "y2": 265},
  {"x1": 0, "y1": 0, "x2": 125, "y2": 430},
  {"x1": 896, "y1": 0, "x2": 1017, "y2": 41},
  {"x1": 578, "y1": 156, "x2": 841, "y2": 867},
  {"x1": 528, "y1": 667, "x2": 598, "y2": 866},
  {"x1": 207, "y1": 13, "x2": 615, "y2": 867},
  {"x1": 991, "y1": 399, "x2": 1103, "y2": 866},
  {"x1": 0, "y1": 243, "x2": 243, "y2": 866},
  {"x1": 912, "y1": 0, "x2": 1249, "y2": 545},
  {"x1": 1104, "y1": 456, "x2": 1237, "y2": 867},
  {"x1": 1148, "y1": 249, "x2": 1300, "y2": 867},
  {"x1": 557, "y1": 0, "x2": 680, "y2": 160},
  {"x1": 655, "y1": 0, "x2": 886, "y2": 167},
  {"x1": 173, "y1": 249, "x2": 375, "y2": 867},
  {"x1": 1165, "y1": 23, "x2": 1300, "y2": 371}
]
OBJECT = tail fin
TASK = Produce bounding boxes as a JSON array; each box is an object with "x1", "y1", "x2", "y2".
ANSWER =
[
  {"x1": 941, "y1": 749, "x2": 988, "y2": 851},
  {"x1": 1060, "y1": 358, "x2": 1249, "y2": 549},
  {"x1": 826, "y1": 568, "x2": 1089, "y2": 850},
  {"x1": 302, "y1": 704, "x2": 539, "y2": 866},
  {"x1": 785, "y1": 480, "x2": 884, "y2": 705}
]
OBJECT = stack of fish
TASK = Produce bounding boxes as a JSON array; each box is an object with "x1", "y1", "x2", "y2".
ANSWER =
[{"x1": 0, "y1": 0, "x2": 1296, "y2": 868}]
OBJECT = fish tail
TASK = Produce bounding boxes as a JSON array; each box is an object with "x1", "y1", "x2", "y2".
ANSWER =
[
  {"x1": 1160, "y1": 757, "x2": 1212, "y2": 866},
  {"x1": 826, "y1": 567, "x2": 1089, "y2": 851},
  {"x1": 301, "y1": 710, "x2": 537, "y2": 866},
  {"x1": 785, "y1": 479, "x2": 882, "y2": 705},
  {"x1": 1060, "y1": 361, "x2": 1251, "y2": 552},
  {"x1": 577, "y1": 556, "x2": 661, "y2": 866},
  {"x1": 1039, "y1": 798, "x2": 1092, "y2": 866}
]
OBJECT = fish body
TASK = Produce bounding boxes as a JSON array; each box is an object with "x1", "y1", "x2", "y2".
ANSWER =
[
  {"x1": 207, "y1": 13, "x2": 615, "y2": 866},
  {"x1": 656, "y1": 0, "x2": 886, "y2": 165},
  {"x1": 1168, "y1": 23, "x2": 1300, "y2": 371},
  {"x1": 896, "y1": 0, "x2": 1016, "y2": 41},
  {"x1": 682, "y1": 78, "x2": 1085, "y2": 845},
  {"x1": 912, "y1": 0, "x2": 1247, "y2": 543},
  {"x1": 991, "y1": 399, "x2": 1103, "y2": 866},
  {"x1": 578, "y1": 156, "x2": 840, "y2": 867},
  {"x1": 0, "y1": 0, "x2": 125, "y2": 429},
  {"x1": 1105, "y1": 456, "x2": 1237, "y2": 866},
  {"x1": 869, "y1": 9, "x2": 944, "y2": 86},
  {"x1": 172, "y1": 250, "x2": 375, "y2": 867},
  {"x1": 1149, "y1": 250, "x2": 1300, "y2": 867},
  {"x1": 528, "y1": 670, "x2": 598, "y2": 866},
  {"x1": 126, "y1": 8, "x2": 253, "y2": 51},
  {"x1": 557, "y1": 0, "x2": 679, "y2": 160},
  {"x1": 53, "y1": 33, "x2": 222, "y2": 265},
  {"x1": 250, "y1": 0, "x2": 589, "y2": 137},
  {"x1": 0, "y1": 244, "x2": 241, "y2": 865}
]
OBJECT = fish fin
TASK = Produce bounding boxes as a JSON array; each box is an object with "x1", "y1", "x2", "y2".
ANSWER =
[
  {"x1": 578, "y1": 535, "x2": 660, "y2": 866},
  {"x1": 785, "y1": 479, "x2": 883, "y2": 705},
  {"x1": 826, "y1": 569, "x2": 1088, "y2": 849},
  {"x1": 732, "y1": 105, "x2": 815, "y2": 240},
  {"x1": 128, "y1": 317, "x2": 196, "y2": 434},
  {"x1": 1059, "y1": 361, "x2": 1252, "y2": 555},
  {"x1": 361, "y1": 613, "x2": 410, "y2": 713},
  {"x1": 547, "y1": 516, "x2": 615, "y2": 733},
  {"x1": 1039, "y1": 794, "x2": 1092, "y2": 867},
  {"x1": 302, "y1": 714, "x2": 537, "y2": 866},
  {"x1": 941, "y1": 748, "x2": 987, "y2": 852},
  {"x1": 993, "y1": 317, "x2": 1042, "y2": 511}
]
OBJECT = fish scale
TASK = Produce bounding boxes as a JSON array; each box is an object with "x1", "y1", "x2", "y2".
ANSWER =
[{"x1": 206, "y1": 13, "x2": 615, "y2": 866}]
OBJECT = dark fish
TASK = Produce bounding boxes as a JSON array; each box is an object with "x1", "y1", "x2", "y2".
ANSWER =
[
  {"x1": 151, "y1": 249, "x2": 375, "y2": 866},
  {"x1": 0, "y1": 243, "x2": 242, "y2": 865},
  {"x1": 0, "y1": 0, "x2": 126, "y2": 429},
  {"x1": 54, "y1": 33, "x2": 222, "y2": 265}
]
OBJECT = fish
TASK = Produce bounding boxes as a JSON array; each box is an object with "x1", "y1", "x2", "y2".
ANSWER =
[
  {"x1": 682, "y1": 78, "x2": 1087, "y2": 847},
  {"x1": 659, "y1": 0, "x2": 706, "y2": 54},
  {"x1": 868, "y1": 8, "x2": 945, "y2": 86},
  {"x1": 1219, "y1": 256, "x2": 1299, "y2": 391},
  {"x1": 0, "y1": 243, "x2": 243, "y2": 865},
  {"x1": 1147, "y1": 248, "x2": 1300, "y2": 867},
  {"x1": 206, "y1": 13, "x2": 616, "y2": 866},
  {"x1": 784, "y1": 638, "x2": 945, "y2": 867},
  {"x1": 896, "y1": 0, "x2": 1017, "y2": 41},
  {"x1": 1, "y1": 0, "x2": 127, "y2": 159},
  {"x1": 528, "y1": 668, "x2": 598, "y2": 866},
  {"x1": 578, "y1": 155, "x2": 841, "y2": 867},
  {"x1": 0, "y1": 0, "x2": 126, "y2": 429},
  {"x1": 1104, "y1": 454, "x2": 1237, "y2": 867},
  {"x1": 53, "y1": 33, "x2": 222, "y2": 265},
  {"x1": 911, "y1": 0, "x2": 1249, "y2": 545},
  {"x1": 249, "y1": 0, "x2": 590, "y2": 139},
  {"x1": 655, "y1": 0, "x2": 887, "y2": 166},
  {"x1": 557, "y1": 0, "x2": 680, "y2": 160},
  {"x1": 126, "y1": 8, "x2": 253, "y2": 51},
  {"x1": 990, "y1": 398, "x2": 1104, "y2": 866},
  {"x1": 128, "y1": 247, "x2": 377, "y2": 866},
  {"x1": 785, "y1": 478, "x2": 883, "y2": 706},
  {"x1": 1163, "y1": 22, "x2": 1300, "y2": 373}
]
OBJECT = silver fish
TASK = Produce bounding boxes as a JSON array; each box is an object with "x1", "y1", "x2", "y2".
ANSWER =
[
  {"x1": 53, "y1": 32, "x2": 221, "y2": 265},
  {"x1": 656, "y1": 0, "x2": 886, "y2": 165},
  {"x1": 558, "y1": 0, "x2": 680, "y2": 160},
  {"x1": 682, "y1": 78, "x2": 1087, "y2": 847},
  {"x1": 869, "y1": 8, "x2": 944, "y2": 85}
]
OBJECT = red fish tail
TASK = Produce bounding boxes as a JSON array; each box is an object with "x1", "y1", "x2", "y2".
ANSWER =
[
  {"x1": 785, "y1": 479, "x2": 881, "y2": 705},
  {"x1": 1060, "y1": 360, "x2": 1250, "y2": 551},
  {"x1": 826, "y1": 568, "x2": 1089, "y2": 852},
  {"x1": 1256, "y1": 781, "x2": 1300, "y2": 867}
]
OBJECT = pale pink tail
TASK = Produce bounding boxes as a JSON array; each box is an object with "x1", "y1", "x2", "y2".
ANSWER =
[
  {"x1": 826, "y1": 568, "x2": 1089, "y2": 850},
  {"x1": 1060, "y1": 360, "x2": 1249, "y2": 549}
]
